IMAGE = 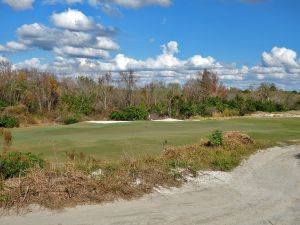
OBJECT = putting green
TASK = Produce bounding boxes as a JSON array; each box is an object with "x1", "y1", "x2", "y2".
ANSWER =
[{"x1": 9, "y1": 118, "x2": 300, "y2": 160}]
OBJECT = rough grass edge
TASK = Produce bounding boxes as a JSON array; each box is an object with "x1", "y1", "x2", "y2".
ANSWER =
[{"x1": 0, "y1": 131, "x2": 272, "y2": 214}]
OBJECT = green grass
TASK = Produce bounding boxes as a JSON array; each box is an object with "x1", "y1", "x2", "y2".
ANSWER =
[{"x1": 10, "y1": 118, "x2": 300, "y2": 160}]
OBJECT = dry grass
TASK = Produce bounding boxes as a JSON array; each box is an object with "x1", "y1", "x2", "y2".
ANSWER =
[{"x1": 0, "y1": 131, "x2": 264, "y2": 212}]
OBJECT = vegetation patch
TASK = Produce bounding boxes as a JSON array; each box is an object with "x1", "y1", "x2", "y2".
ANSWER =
[
  {"x1": 0, "y1": 152, "x2": 44, "y2": 179},
  {"x1": 207, "y1": 130, "x2": 223, "y2": 147},
  {"x1": 109, "y1": 106, "x2": 147, "y2": 121},
  {"x1": 0, "y1": 130, "x2": 263, "y2": 211},
  {"x1": 0, "y1": 116, "x2": 19, "y2": 128},
  {"x1": 63, "y1": 116, "x2": 79, "y2": 125}
]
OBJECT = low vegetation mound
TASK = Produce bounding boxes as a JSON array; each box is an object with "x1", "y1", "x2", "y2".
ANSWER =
[{"x1": 223, "y1": 131, "x2": 254, "y2": 146}]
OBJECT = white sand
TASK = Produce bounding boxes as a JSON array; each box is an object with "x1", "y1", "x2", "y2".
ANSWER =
[
  {"x1": 86, "y1": 118, "x2": 184, "y2": 124},
  {"x1": 85, "y1": 121, "x2": 132, "y2": 124},
  {"x1": 151, "y1": 118, "x2": 184, "y2": 122}
]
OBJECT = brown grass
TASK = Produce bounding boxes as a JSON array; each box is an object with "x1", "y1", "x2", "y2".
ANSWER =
[{"x1": 0, "y1": 131, "x2": 263, "y2": 212}]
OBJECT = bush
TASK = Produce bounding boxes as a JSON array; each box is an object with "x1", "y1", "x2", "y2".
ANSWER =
[
  {"x1": 62, "y1": 94, "x2": 93, "y2": 115},
  {"x1": 64, "y1": 116, "x2": 79, "y2": 125},
  {"x1": 123, "y1": 106, "x2": 147, "y2": 120},
  {"x1": 0, "y1": 152, "x2": 44, "y2": 179},
  {"x1": 0, "y1": 116, "x2": 20, "y2": 128},
  {"x1": 109, "y1": 106, "x2": 147, "y2": 121},
  {"x1": 109, "y1": 111, "x2": 127, "y2": 121},
  {"x1": 208, "y1": 130, "x2": 223, "y2": 147}
]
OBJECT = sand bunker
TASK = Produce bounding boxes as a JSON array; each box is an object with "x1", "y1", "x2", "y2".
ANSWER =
[
  {"x1": 151, "y1": 118, "x2": 184, "y2": 122},
  {"x1": 86, "y1": 121, "x2": 132, "y2": 124},
  {"x1": 86, "y1": 118, "x2": 184, "y2": 124}
]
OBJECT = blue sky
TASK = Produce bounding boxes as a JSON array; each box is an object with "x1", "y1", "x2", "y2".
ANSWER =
[{"x1": 0, "y1": 0, "x2": 300, "y2": 90}]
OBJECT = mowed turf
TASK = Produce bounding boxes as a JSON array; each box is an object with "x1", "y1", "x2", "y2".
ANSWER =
[{"x1": 10, "y1": 118, "x2": 300, "y2": 160}]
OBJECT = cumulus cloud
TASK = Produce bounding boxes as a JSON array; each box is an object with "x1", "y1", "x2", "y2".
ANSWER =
[
  {"x1": 161, "y1": 41, "x2": 179, "y2": 55},
  {"x1": 249, "y1": 47, "x2": 300, "y2": 82},
  {"x1": 13, "y1": 57, "x2": 47, "y2": 70},
  {"x1": 262, "y1": 47, "x2": 299, "y2": 68},
  {"x1": 95, "y1": 37, "x2": 120, "y2": 50},
  {"x1": 14, "y1": 41, "x2": 248, "y2": 85},
  {"x1": 50, "y1": 8, "x2": 95, "y2": 31},
  {"x1": 0, "y1": 41, "x2": 27, "y2": 53},
  {"x1": 5, "y1": 38, "x2": 300, "y2": 90},
  {"x1": 54, "y1": 46, "x2": 109, "y2": 58},
  {"x1": 2, "y1": 0, "x2": 34, "y2": 10},
  {"x1": 0, "y1": 9, "x2": 119, "y2": 59}
]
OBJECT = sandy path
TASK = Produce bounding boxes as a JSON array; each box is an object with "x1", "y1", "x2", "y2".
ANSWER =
[{"x1": 1, "y1": 145, "x2": 300, "y2": 225}]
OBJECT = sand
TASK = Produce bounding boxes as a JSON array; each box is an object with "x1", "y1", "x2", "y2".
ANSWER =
[{"x1": 1, "y1": 145, "x2": 300, "y2": 225}]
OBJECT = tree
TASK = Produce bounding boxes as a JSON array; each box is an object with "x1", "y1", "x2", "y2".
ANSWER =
[
  {"x1": 166, "y1": 83, "x2": 181, "y2": 117},
  {"x1": 118, "y1": 70, "x2": 138, "y2": 107},
  {"x1": 97, "y1": 72, "x2": 113, "y2": 111}
]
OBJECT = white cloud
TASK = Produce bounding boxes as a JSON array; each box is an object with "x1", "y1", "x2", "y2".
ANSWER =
[
  {"x1": 186, "y1": 55, "x2": 215, "y2": 69},
  {"x1": 11, "y1": 11, "x2": 118, "y2": 59},
  {"x1": 0, "y1": 41, "x2": 27, "y2": 52},
  {"x1": 2, "y1": 0, "x2": 34, "y2": 10},
  {"x1": 54, "y1": 46, "x2": 110, "y2": 58},
  {"x1": 262, "y1": 47, "x2": 299, "y2": 68},
  {"x1": 7, "y1": 40, "x2": 300, "y2": 90},
  {"x1": 95, "y1": 37, "x2": 120, "y2": 50},
  {"x1": 161, "y1": 41, "x2": 179, "y2": 55},
  {"x1": 13, "y1": 57, "x2": 46, "y2": 70},
  {"x1": 50, "y1": 8, "x2": 94, "y2": 31},
  {"x1": 251, "y1": 47, "x2": 300, "y2": 81}
]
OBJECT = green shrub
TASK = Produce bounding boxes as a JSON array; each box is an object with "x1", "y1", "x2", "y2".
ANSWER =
[
  {"x1": 208, "y1": 130, "x2": 223, "y2": 147},
  {"x1": 0, "y1": 152, "x2": 44, "y2": 179},
  {"x1": 0, "y1": 116, "x2": 20, "y2": 128},
  {"x1": 123, "y1": 106, "x2": 147, "y2": 120},
  {"x1": 109, "y1": 111, "x2": 128, "y2": 121},
  {"x1": 62, "y1": 93, "x2": 93, "y2": 115},
  {"x1": 64, "y1": 116, "x2": 79, "y2": 125},
  {"x1": 109, "y1": 106, "x2": 147, "y2": 121}
]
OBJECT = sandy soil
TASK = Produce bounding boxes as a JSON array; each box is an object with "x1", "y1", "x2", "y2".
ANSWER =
[
  {"x1": 1, "y1": 145, "x2": 300, "y2": 225},
  {"x1": 85, "y1": 121, "x2": 132, "y2": 124},
  {"x1": 86, "y1": 118, "x2": 183, "y2": 124},
  {"x1": 151, "y1": 118, "x2": 184, "y2": 122}
]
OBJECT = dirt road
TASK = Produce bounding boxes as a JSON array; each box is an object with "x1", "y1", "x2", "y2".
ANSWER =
[{"x1": 1, "y1": 145, "x2": 300, "y2": 225}]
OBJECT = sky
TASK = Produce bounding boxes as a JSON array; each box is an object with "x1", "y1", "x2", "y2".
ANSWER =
[{"x1": 0, "y1": 0, "x2": 300, "y2": 90}]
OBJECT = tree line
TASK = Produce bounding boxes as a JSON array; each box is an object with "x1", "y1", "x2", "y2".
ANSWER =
[{"x1": 0, "y1": 59, "x2": 300, "y2": 124}]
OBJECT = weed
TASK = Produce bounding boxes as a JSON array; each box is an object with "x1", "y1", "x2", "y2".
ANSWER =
[{"x1": 208, "y1": 130, "x2": 223, "y2": 147}]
